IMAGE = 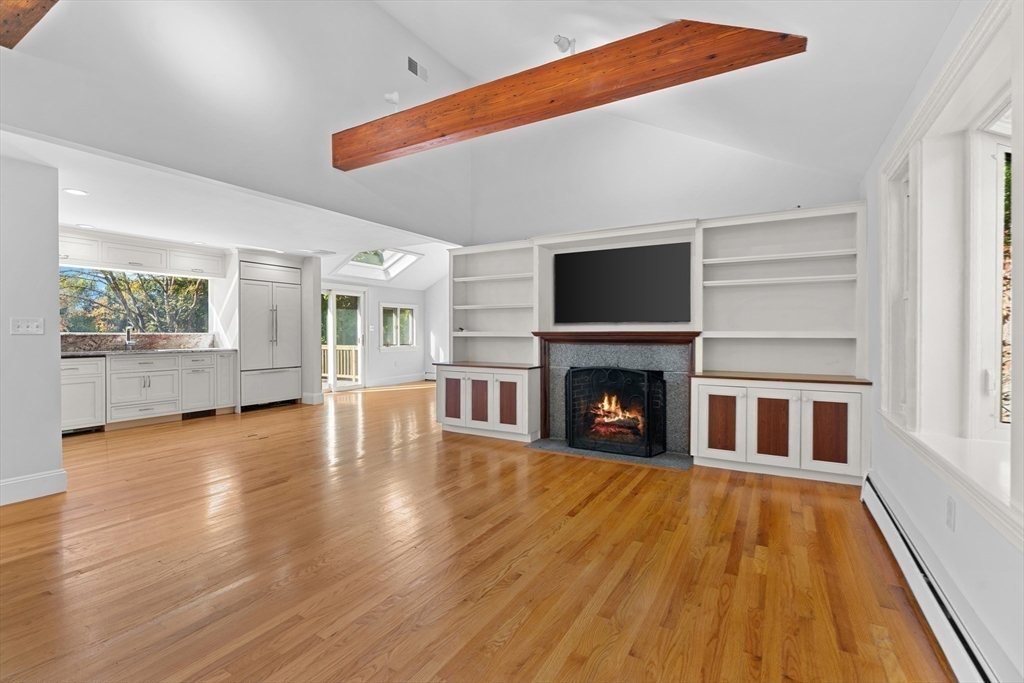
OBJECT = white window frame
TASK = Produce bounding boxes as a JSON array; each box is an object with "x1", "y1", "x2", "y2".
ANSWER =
[
  {"x1": 966, "y1": 121, "x2": 1012, "y2": 441},
  {"x1": 379, "y1": 302, "x2": 418, "y2": 352}
]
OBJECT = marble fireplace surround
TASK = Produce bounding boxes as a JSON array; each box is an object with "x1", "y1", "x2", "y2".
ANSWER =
[{"x1": 533, "y1": 332, "x2": 700, "y2": 454}]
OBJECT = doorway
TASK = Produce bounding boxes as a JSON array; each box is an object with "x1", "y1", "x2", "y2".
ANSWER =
[{"x1": 321, "y1": 288, "x2": 366, "y2": 391}]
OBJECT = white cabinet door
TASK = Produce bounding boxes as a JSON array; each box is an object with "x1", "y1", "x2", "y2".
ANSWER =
[
  {"x1": 58, "y1": 234, "x2": 101, "y2": 265},
  {"x1": 272, "y1": 282, "x2": 302, "y2": 368},
  {"x1": 181, "y1": 368, "x2": 215, "y2": 411},
  {"x1": 168, "y1": 250, "x2": 225, "y2": 277},
  {"x1": 61, "y1": 375, "x2": 105, "y2": 430},
  {"x1": 491, "y1": 373, "x2": 525, "y2": 433},
  {"x1": 800, "y1": 390, "x2": 862, "y2": 476},
  {"x1": 696, "y1": 385, "x2": 747, "y2": 462},
  {"x1": 746, "y1": 387, "x2": 801, "y2": 469},
  {"x1": 216, "y1": 353, "x2": 236, "y2": 408},
  {"x1": 437, "y1": 371, "x2": 466, "y2": 426},
  {"x1": 101, "y1": 241, "x2": 167, "y2": 270},
  {"x1": 464, "y1": 372, "x2": 493, "y2": 429},
  {"x1": 240, "y1": 368, "x2": 301, "y2": 405},
  {"x1": 146, "y1": 370, "x2": 180, "y2": 402},
  {"x1": 240, "y1": 280, "x2": 274, "y2": 371},
  {"x1": 109, "y1": 373, "x2": 147, "y2": 405}
]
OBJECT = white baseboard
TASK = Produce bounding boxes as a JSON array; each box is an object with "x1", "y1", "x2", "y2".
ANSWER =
[
  {"x1": 441, "y1": 424, "x2": 539, "y2": 443},
  {"x1": 365, "y1": 373, "x2": 429, "y2": 388},
  {"x1": 424, "y1": 371, "x2": 437, "y2": 381},
  {"x1": 302, "y1": 392, "x2": 325, "y2": 405},
  {"x1": 0, "y1": 469, "x2": 67, "y2": 505},
  {"x1": 693, "y1": 456, "x2": 863, "y2": 486},
  {"x1": 862, "y1": 475, "x2": 992, "y2": 682}
]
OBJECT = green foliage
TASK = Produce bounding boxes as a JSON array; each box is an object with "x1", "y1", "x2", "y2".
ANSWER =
[
  {"x1": 59, "y1": 267, "x2": 208, "y2": 333},
  {"x1": 351, "y1": 250, "x2": 385, "y2": 266}
]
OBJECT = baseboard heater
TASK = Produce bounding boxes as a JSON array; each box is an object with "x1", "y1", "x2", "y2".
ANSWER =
[{"x1": 862, "y1": 475, "x2": 995, "y2": 682}]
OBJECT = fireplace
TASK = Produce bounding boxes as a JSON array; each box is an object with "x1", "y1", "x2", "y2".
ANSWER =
[{"x1": 565, "y1": 367, "x2": 667, "y2": 458}]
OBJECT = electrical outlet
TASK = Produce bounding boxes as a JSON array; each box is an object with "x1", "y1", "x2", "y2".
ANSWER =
[
  {"x1": 946, "y1": 497, "x2": 956, "y2": 531},
  {"x1": 9, "y1": 318, "x2": 44, "y2": 335}
]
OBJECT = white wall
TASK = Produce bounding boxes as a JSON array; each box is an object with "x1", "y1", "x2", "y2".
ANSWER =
[
  {"x1": 468, "y1": 109, "x2": 861, "y2": 245},
  {"x1": 860, "y1": 2, "x2": 1023, "y2": 679},
  {"x1": 422, "y1": 275, "x2": 449, "y2": 380},
  {"x1": 0, "y1": 157, "x2": 65, "y2": 505},
  {"x1": 301, "y1": 256, "x2": 324, "y2": 404},
  {"x1": 341, "y1": 283, "x2": 425, "y2": 388}
]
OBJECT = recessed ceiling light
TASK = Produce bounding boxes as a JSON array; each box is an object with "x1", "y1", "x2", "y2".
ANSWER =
[
  {"x1": 76, "y1": 224, "x2": 96, "y2": 230},
  {"x1": 62, "y1": 188, "x2": 89, "y2": 196},
  {"x1": 191, "y1": 241, "x2": 205, "y2": 245}
]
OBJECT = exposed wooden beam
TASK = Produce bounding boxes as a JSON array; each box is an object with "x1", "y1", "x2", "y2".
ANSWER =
[
  {"x1": 332, "y1": 19, "x2": 806, "y2": 171},
  {"x1": 0, "y1": 0, "x2": 58, "y2": 49}
]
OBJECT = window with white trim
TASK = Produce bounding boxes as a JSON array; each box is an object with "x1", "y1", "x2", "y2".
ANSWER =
[{"x1": 380, "y1": 303, "x2": 416, "y2": 349}]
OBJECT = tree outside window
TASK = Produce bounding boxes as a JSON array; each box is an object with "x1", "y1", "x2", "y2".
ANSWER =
[
  {"x1": 381, "y1": 304, "x2": 415, "y2": 348},
  {"x1": 60, "y1": 266, "x2": 208, "y2": 333}
]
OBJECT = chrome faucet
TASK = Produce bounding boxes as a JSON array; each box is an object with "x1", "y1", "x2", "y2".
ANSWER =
[{"x1": 125, "y1": 325, "x2": 138, "y2": 350}]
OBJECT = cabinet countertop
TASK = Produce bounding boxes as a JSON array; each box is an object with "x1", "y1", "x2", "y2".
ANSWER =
[{"x1": 62, "y1": 349, "x2": 237, "y2": 359}]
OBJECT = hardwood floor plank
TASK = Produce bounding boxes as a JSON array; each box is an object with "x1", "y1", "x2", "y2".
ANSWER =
[{"x1": 0, "y1": 383, "x2": 952, "y2": 682}]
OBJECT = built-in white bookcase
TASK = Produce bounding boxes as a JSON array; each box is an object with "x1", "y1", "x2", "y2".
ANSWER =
[
  {"x1": 450, "y1": 242, "x2": 538, "y2": 365},
  {"x1": 697, "y1": 203, "x2": 867, "y2": 377}
]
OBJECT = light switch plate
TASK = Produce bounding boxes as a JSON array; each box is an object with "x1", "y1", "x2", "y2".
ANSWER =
[{"x1": 10, "y1": 318, "x2": 44, "y2": 335}]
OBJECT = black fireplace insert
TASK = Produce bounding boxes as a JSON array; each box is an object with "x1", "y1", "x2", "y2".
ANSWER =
[{"x1": 565, "y1": 367, "x2": 666, "y2": 458}]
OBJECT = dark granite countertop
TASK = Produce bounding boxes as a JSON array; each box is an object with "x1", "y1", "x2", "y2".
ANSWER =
[{"x1": 61, "y1": 348, "x2": 237, "y2": 359}]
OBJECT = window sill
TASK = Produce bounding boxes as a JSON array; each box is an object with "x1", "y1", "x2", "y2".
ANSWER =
[
  {"x1": 879, "y1": 411, "x2": 1023, "y2": 550},
  {"x1": 379, "y1": 345, "x2": 418, "y2": 353}
]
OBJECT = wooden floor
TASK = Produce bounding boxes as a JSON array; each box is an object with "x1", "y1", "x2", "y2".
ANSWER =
[{"x1": 1, "y1": 382, "x2": 951, "y2": 682}]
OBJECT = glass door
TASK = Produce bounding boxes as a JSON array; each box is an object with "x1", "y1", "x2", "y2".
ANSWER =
[{"x1": 321, "y1": 289, "x2": 365, "y2": 391}]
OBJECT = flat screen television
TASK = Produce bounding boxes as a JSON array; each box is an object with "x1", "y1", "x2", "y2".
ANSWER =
[{"x1": 554, "y1": 242, "x2": 691, "y2": 324}]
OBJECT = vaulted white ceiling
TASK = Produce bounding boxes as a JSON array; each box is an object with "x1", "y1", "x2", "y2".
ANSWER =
[
  {"x1": 376, "y1": 0, "x2": 965, "y2": 180},
  {"x1": 0, "y1": 0, "x2": 980, "y2": 256}
]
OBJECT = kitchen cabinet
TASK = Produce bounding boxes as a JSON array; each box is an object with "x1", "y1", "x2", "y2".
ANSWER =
[
  {"x1": 216, "y1": 352, "x2": 236, "y2": 408},
  {"x1": 61, "y1": 358, "x2": 105, "y2": 431},
  {"x1": 168, "y1": 250, "x2": 225, "y2": 277},
  {"x1": 181, "y1": 367, "x2": 215, "y2": 412},
  {"x1": 101, "y1": 241, "x2": 167, "y2": 271},
  {"x1": 58, "y1": 234, "x2": 100, "y2": 265}
]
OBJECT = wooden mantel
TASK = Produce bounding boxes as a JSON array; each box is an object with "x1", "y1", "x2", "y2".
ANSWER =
[
  {"x1": 332, "y1": 20, "x2": 806, "y2": 171},
  {"x1": 533, "y1": 330, "x2": 701, "y2": 438}
]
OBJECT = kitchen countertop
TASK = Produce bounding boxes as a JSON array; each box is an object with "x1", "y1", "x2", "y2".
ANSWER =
[{"x1": 61, "y1": 348, "x2": 237, "y2": 358}]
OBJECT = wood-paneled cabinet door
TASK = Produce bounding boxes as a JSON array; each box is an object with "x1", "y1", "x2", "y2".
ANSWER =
[
  {"x1": 216, "y1": 353, "x2": 236, "y2": 408},
  {"x1": 109, "y1": 373, "x2": 147, "y2": 405},
  {"x1": 746, "y1": 387, "x2": 801, "y2": 468},
  {"x1": 464, "y1": 373, "x2": 493, "y2": 429},
  {"x1": 800, "y1": 390, "x2": 862, "y2": 475},
  {"x1": 146, "y1": 370, "x2": 180, "y2": 402},
  {"x1": 438, "y1": 371, "x2": 466, "y2": 426},
  {"x1": 61, "y1": 376, "x2": 105, "y2": 430},
  {"x1": 271, "y1": 282, "x2": 302, "y2": 369},
  {"x1": 240, "y1": 280, "x2": 274, "y2": 371},
  {"x1": 697, "y1": 385, "x2": 747, "y2": 462},
  {"x1": 491, "y1": 373, "x2": 524, "y2": 433},
  {"x1": 181, "y1": 368, "x2": 215, "y2": 412}
]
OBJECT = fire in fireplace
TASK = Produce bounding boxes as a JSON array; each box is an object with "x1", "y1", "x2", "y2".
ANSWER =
[{"x1": 565, "y1": 367, "x2": 666, "y2": 457}]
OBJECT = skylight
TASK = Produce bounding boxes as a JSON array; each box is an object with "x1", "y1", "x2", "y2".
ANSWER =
[{"x1": 332, "y1": 248, "x2": 423, "y2": 282}]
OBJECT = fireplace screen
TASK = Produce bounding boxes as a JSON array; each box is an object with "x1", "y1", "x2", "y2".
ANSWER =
[{"x1": 565, "y1": 367, "x2": 667, "y2": 458}]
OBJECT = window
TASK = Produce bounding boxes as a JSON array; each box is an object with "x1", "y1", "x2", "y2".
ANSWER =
[
  {"x1": 59, "y1": 266, "x2": 209, "y2": 333},
  {"x1": 333, "y1": 248, "x2": 423, "y2": 282},
  {"x1": 380, "y1": 303, "x2": 416, "y2": 349}
]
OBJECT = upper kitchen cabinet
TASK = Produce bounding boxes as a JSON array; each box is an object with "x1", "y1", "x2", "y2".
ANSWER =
[{"x1": 58, "y1": 227, "x2": 228, "y2": 278}]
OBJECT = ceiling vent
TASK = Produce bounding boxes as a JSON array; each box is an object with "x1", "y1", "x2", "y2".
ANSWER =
[{"x1": 408, "y1": 57, "x2": 428, "y2": 83}]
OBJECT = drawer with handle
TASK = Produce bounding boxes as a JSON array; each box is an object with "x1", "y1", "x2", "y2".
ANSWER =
[
  {"x1": 180, "y1": 354, "x2": 215, "y2": 367},
  {"x1": 109, "y1": 400, "x2": 180, "y2": 422},
  {"x1": 108, "y1": 355, "x2": 180, "y2": 372},
  {"x1": 61, "y1": 358, "x2": 105, "y2": 376}
]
